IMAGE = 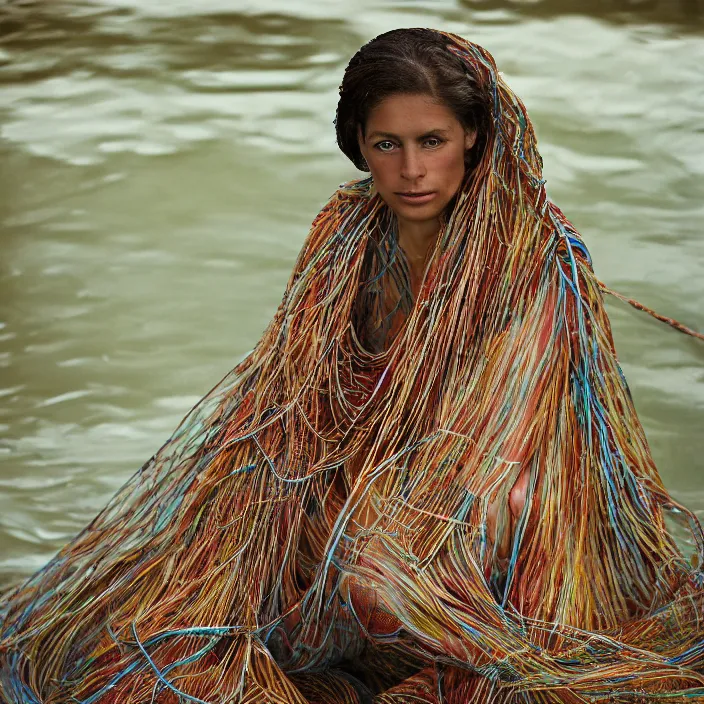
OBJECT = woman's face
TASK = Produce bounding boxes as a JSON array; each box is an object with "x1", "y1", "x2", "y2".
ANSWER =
[{"x1": 358, "y1": 93, "x2": 476, "y2": 231}]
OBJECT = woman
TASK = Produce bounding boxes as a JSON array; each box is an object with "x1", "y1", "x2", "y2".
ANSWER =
[{"x1": 1, "y1": 28, "x2": 703, "y2": 703}]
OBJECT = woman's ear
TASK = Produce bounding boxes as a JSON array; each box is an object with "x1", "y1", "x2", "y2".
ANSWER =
[{"x1": 464, "y1": 129, "x2": 477, "y2": 151}]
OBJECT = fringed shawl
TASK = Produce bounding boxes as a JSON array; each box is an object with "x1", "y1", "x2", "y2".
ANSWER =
[{"x1": 1, "y1": 31, "x2": 703, "y2": 703}]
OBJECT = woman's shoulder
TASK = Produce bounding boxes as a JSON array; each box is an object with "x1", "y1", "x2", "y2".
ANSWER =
[
  {"x1": 335, "y1": 176, "x2": 375, "y2": 203},
  {"x1": 309, "y1": 176, "x2": 377, "y2": 232}
]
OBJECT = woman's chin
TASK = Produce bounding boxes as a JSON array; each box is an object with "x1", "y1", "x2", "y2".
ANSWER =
[{"x1": 389, "y1": 200, "x2": 448, "y2": 225}]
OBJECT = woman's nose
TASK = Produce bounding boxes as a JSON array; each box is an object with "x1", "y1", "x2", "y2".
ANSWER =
[{"x1": 400, "y1": 147, "x2": 425, "y2": 181}]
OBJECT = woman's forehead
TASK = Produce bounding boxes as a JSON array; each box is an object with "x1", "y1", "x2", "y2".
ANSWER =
[{"x1": 365, "y1": 94, "x2": 461, "y2": 136}]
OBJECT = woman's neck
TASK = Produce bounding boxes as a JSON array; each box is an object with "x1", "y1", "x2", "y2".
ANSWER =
[{"x1": 397, "y1": 216, "x2": 441, "y2": 285}]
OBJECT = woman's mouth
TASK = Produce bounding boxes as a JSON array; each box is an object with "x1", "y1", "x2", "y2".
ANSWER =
[{"x1": 396, "y1": 191, "x2": 436, "y2": 205}]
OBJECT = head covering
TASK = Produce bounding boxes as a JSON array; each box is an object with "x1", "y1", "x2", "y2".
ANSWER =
[{"x1": 1, "y1": 30, "x2": 703, "y2": 704}]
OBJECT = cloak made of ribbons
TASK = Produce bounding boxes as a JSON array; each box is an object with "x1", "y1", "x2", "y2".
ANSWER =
[{"x1": 1, "y1": 31, "x2": 703, "y2": 703}]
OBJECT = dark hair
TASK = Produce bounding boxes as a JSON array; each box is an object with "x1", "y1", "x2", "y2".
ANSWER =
[{"x1": 335, "y1": 28, "x2": 490, "y2": 172}]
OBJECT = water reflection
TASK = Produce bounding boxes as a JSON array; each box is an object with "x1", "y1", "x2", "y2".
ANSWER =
[
  {"x1": 0, "y1": 5, "x2": 363, "y2": 165},
  {"x1": 459, "y1": 0, "x2": 703, "y2": 27}
]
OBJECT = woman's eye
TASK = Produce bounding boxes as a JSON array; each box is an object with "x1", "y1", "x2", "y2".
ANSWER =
[
  {"x1": 424, "y1": 137, "x2": 443, "y2": 148},
  {"x1": 375, "y1": 141, "x2": 395, "y2": 152}
]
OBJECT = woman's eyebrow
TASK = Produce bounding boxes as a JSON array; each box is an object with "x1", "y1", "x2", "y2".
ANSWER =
[{"x1": 367, "y1": 128, "x2": 452, "y2": 140}]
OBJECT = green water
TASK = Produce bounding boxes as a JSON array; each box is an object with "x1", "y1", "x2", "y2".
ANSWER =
[{"x1": 0, "y1": 0, "x2": 702, "y2": 583}]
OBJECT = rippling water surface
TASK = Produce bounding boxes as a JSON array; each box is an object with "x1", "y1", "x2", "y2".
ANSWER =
[{"x1": 1, "y1": 0, "x2": 703, "y2": 582}]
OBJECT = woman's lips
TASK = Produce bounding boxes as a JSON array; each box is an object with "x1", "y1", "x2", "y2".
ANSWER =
[{"x1": 396, "y1": 191, "x2": 436, "y2": 205}]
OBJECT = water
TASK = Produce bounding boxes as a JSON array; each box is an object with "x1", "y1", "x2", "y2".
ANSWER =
[{"x1": 0, "y1": 0, "x2": 702, "y2": 584}]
